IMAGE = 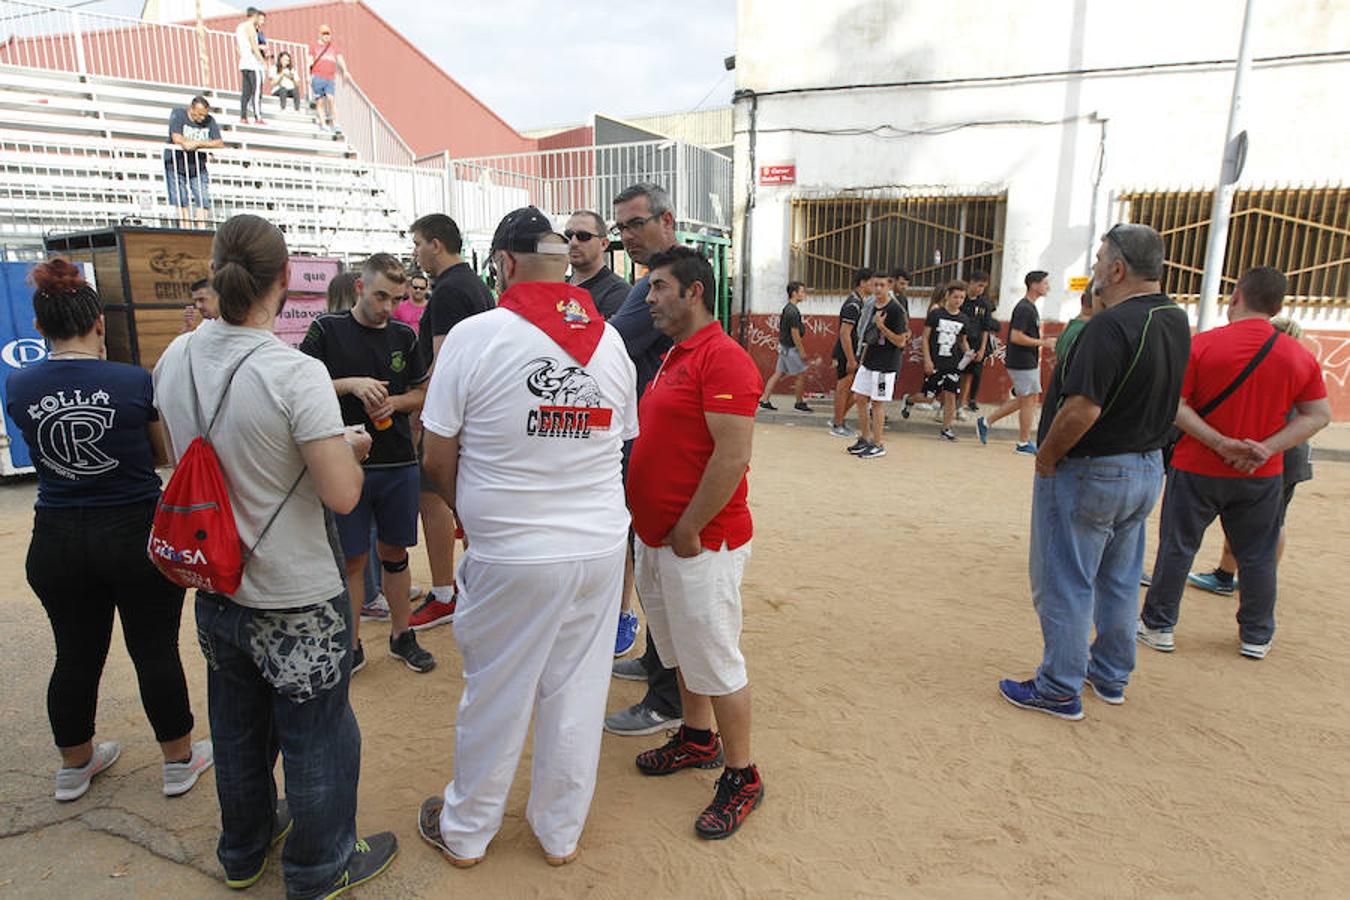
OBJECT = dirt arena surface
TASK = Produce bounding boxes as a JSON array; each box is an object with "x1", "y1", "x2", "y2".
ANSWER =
[{"x1": 1, "y1": 419, "x2": 1347, "y2": 899}]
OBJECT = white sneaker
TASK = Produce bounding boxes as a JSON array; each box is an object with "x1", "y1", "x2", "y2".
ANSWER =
[
  {"x1": 1240, "y1": 640, "x2": 1271, "y2": 660},
  {"x1": 956, "y1": 408, "x2": 969, "y2": 421},
  {"x1": 163, "y1": 740, "x2": 215, "y2": 797},
  {"x1": 360, "y1": 593, "x2": 391, "y2": 621},
  {"x1": 1136, "y1": 619, "x2": 1175, "y2": 653},
  {"x1": 54, "y1": 741, "x2": 121, "y2": 801}
]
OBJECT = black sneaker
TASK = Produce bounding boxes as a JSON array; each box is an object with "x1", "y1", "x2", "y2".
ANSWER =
[
  {"x1": 846, "y1": 438, "x2": 870, "y2": 455},
  {"x1": 350, "y1": 643, "x2": 365, "y2": 675},
  {"x1": 793, "y1": 401, "x2": 812, "y2": 412},
  {"x1": 966, "y1": 401, "x2": 979, "y2": 412},
  {"x1": 636, "y1": 727, "x2": 724, "y2": 776},
  {"x1": 939, "y1": 428, "x2": 957, "y2": 442},
  {"x1": 389, "y1": 630, "x2": 436, "y2": 673},
  {"x1": 900, "y1": 397, "x2": 913, "y2": 419},
  {"x1": 758, "y1": 400, "x2": 777, "y2": 411},
  {"x1": 318, "y1": 832, "x2": 397, "y2": 899},
  {"x1": 224, "y1": 799, "x2": 293, "y2": 889},
  {"x1": 695, "y1": 765, "x2": 764, "y2": 840}
]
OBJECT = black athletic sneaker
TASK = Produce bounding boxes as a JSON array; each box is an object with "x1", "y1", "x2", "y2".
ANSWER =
[
  {"x1": 389, "y1": 630, "x2": 436, "y2": 673},
  {"x1": 318, "y1": 833, "x2": 398, "y2": 899},
  {"x1": 793, "y1": 401, "x2": 812, "y2": 412},
  {"x1": 758, "y1": 400, "x2": 777, "y2": 411},
  {"x1": 846, "y1": 438, "x2": 870, "y2": 455},
  {"x1": 695, "y1": 765, "x2": 764, "y2": 840},
  {"x1": 350, "y1": 643, "x2": 365, "y2": 675},
  {"x1": 900, "y1": 397, "x2": 913, "y2": 419},
  {"x1": 224, "y1": 799, "x2": 293, "y2": 889},
  {"x1": 636, "y1": 727, "x2": 724, "y2": 776}
]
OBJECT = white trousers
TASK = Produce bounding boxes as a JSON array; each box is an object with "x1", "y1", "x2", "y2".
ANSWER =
[{"x1": 439, "y1": 545, "x2": 624, "y2": 858}]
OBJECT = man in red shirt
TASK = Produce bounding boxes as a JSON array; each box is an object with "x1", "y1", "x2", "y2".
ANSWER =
[
  {"x1": 626, "y1": 246, "x2": 764, "y2": 840},
  {"x1": 1140, "y1": 267, "x2": 1329, "y2": 660},
  {"x1": 309, "y1": 24, "x2": 346, "y2": 135}
]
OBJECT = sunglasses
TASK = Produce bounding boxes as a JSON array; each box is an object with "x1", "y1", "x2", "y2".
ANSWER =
[
  {"x1": 609, "y1": 214, "x2": 660, "y2": 237},
  {"x1": 1104, "y1": 224, "x2": 1139, "y2": 271},
  {"x1": 564, "y1": 229, "x2": 602, "y2": 243}
]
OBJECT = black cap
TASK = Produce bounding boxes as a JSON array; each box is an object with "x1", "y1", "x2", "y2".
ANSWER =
[{"x1": 491, "y1": 206, "x2": 567, "y2": 255}]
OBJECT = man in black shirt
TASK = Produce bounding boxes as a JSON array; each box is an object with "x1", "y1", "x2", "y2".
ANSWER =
[
  {"x1": 920, "y1": 281, "x2": 971, "y2": 441},
  {"x1": 998, "y1": 224, "x2": 1189, "y2": 721},
  {"x1": 758, "y1": 281, "x2": 811, "y2": 413},
  {"x1": 408, "y1": 213, "x2": 496, "y2": 632},
  {"x1": 957, "y1": 270, "x2": 997, "y2": 414},
  {"x1": 828, "y1": 267, "x2": 872, "y2": 437},
  {"x1": 846, "y1": 279, "x2": 909, "y2": 460},
  {"x1": 977, "y1": 271, "x2": 1057, "y2": 453},
  {"x1": 565, "y1": 210, "x2": 629, "y2": 319},
  {"x1": 301, "y1": 253, "x2": 436, "y2": 675}
]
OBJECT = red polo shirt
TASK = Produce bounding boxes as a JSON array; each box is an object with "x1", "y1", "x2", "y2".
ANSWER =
[
  {"x1": 627, "y1": 321, "x2": 763, "y2": 550},
  {"x1": 1172, "y1": 317, "x2": 1326, "y2": 478}
]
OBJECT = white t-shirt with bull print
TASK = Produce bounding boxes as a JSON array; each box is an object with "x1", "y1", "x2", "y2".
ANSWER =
[{"x1": 421, "y1": 306, "x2": 638, "y2": 564}]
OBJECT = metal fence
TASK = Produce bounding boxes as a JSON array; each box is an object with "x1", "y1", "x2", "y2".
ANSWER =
[
  {"x1": 446, "y1": 140, "x2": 733, "y2": 235},
  {"x1": 789, "y1": 188, "x2": 1007, "y2": 296},
  {"x1": 1114, "y1": 185, "x2": 1350, "y2": 305},
  {"x1": 0, "y1": 0, "x2": 415, "y2": 168}
]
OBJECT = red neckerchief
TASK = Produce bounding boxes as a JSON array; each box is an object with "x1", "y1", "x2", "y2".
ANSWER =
[{"x1": 498, "y1": 282, "x2": 604, "y2": 365}]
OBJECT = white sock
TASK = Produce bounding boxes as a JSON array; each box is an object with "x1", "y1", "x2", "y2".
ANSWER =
[{"x1": 431, "y1": 585, "x2": 456, "y2": 603}]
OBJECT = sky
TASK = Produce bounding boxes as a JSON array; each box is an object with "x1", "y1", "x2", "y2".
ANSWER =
[{"x1": 82, "y1": 0, "x2": 738, "y2": 131}]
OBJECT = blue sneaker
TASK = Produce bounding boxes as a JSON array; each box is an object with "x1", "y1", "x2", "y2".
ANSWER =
[
  {"x1": 998, "y1": 678, "x2": 1083, "y2": 721},
  {"x1": 1086, "y1": 678, "x2": 1125, "y2": 705},
  {"x1": 976, "y1": 415, "x2": 989, "y2": 444},
  {"x1": 1187, "y1": 569, "x2": 1237, "y2": 595},
  {"x1": 1014, "y1": 442, "x2": 1037, "y2": 455},
  {"x1": 615, "y1": 610, "x2": 641, "y2": 657}
]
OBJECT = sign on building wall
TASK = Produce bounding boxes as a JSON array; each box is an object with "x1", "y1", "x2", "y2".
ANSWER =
[
  {"x1": 275, "y1": 256, "x2": 341, "y2": 348},
  {"x1": 1068, "y1": 276, "x2": 1091, "y2": 293},
  {"x1": 759, "y1": 163, "x2": 796, "y2": 185}
]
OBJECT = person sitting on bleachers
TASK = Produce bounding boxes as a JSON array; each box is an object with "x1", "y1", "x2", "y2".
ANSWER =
[{"x1": 164, "y1": 96, "x2": 224, "y2": 230}]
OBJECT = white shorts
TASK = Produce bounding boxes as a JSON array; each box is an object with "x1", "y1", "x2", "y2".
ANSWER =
[
  {"x1": 1010, "y1": 367, "x2": 1042, "y2": 398},
  {"x1": 850, "y1": 366, "x2": 896, "y2": 402},
  {"x1": 634, "y1": 541, "x2": 751, "y2": 696}
]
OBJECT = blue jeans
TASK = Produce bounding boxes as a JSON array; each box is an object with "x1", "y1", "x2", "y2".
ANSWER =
[
  {"x1": 195, "y1": 591, "x2": 361, "y2": 899},
  {"x1": 164, "y1": 163, "x2": 211, "y2": 209},
  {"x1": 1029, "y1": 451, "x2": 1164, "y2": 698}
]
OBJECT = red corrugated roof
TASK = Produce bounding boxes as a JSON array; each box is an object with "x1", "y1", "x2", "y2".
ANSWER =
[{"x1": 196, "y1": 0, "x2": 535, "y2": 158}]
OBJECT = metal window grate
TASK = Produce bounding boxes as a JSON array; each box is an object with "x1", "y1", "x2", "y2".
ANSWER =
[
  {"x1": 789, "y1": 190, "x2": 1006, "y2": 296},
  {"x1": 1115, "y1": 186, "x2": 1350, "y2": 306}
]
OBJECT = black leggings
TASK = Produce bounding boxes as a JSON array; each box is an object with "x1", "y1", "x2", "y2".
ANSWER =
[
  {"x1": 26, "y1": 501, "x2": 193, "y2": 748},
  {"x1": 241, "y1": 69, "x2": 260, "y2": 119},
  {"x1": 274, "y1": 87, "x2": 298, "y2": 110}
]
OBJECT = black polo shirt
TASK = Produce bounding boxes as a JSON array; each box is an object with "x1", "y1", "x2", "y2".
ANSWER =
[
  {"x1": 416, "y1": 261, "x2": 495, "y2": 368},
  {"x1": 1037, "y1": 293, "x2": 1190, "y2": 457},
  {"x1": 300, "y1": 311, "x2": 429, "y2": 468},
  {"x1": 572, "y1": 267, "x2": 630, "y2": 320},
  {"x1": 1005, "y1": 297, "x2": 1041, "y2": 370}
]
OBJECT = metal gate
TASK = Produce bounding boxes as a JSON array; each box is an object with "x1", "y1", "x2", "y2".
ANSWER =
[
  {"x1": 1114, "y1": 186, "x2": 1350, "y2": 305},
  {"x1": 789, "y1": 189, "x2": 1007, "y2": 296}
]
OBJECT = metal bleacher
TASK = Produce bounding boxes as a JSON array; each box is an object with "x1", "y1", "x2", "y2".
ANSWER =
[{"x1": 0, "y1": 0, "x2": 417, "y2": 259}]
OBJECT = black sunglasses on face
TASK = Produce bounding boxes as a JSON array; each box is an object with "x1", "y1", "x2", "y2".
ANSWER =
[{"x1": 564, "y1": 229, "x2": 601, "y2": 243}]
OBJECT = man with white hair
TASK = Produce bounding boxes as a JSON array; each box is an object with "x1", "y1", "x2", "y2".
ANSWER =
[{"x1": 417, "y1": 207, "x2": 637, "y2": 867}]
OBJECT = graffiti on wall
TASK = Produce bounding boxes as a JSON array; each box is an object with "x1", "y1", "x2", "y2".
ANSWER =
[{"x1": 1304, "y1": 334, "x2": 1350, "y2": 389}]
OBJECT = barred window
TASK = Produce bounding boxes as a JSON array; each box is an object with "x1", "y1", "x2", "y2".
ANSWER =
[
  {"x1": 789, "y1": 191, "x2": 1006, "y2": 296},
  {"x1": 1116, "y1": 186, "x2": 1350, "y2": 305}
]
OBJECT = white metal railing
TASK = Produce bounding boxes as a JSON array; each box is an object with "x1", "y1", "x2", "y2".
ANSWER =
[
  {"x1": 444, "y1": 140, "x2": 733, "y2": 235},
  {"x1": 0, "y1": 134, "x2": 407, "y2": 255},
  {"x1": 333, "y1": 74, "x2": 414, "y2": 168},
  {"x1": 0, "y1": 0, "x2": 310, "y2": 96}
]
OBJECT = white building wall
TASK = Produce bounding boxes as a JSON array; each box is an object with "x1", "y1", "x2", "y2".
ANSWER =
[{"x1": 733, "y1": 0, "x2": 1350, "y2": 326}]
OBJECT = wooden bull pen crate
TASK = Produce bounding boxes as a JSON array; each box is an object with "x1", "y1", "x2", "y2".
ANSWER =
[{"x1": 44, "y1": 227, "x2": 213, "y2": 370}]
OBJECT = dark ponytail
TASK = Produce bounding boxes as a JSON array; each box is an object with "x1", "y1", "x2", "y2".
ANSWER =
[
  {"x1": 31, "y1": 258, "x2": 102, "y2": 340},
  {"x1": 212, "y1": 214, "x2": 289, "y2": 325}
]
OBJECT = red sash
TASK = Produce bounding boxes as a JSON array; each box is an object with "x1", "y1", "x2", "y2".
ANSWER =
[{"x1": 498, "y1": 282, "x2": 605, "y2": 365}]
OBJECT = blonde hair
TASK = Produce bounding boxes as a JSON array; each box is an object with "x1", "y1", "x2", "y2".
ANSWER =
[{"x1": 1270, "y1": 316, "x2": 1303, "y2": 340}]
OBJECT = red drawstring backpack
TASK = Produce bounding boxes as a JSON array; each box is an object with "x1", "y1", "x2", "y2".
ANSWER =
[{"x1": 149, "y1": 340, "x2": 302, "y2": 594}]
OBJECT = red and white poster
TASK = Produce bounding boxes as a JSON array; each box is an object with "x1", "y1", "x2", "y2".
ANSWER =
[
  {"x1": 759, "y1": 163, "x2": 796, "y2": 185},
  {"x1": 275, "y1": 256, "x2": 340, "y2": 348}
]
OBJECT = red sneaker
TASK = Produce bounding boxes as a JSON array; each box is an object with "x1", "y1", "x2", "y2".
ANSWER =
[
  {"x1": 695, "y1": 764, "x2": 763, "y2": 840},
  {"x1": 409, "y1": 594, "x2": 456, "y2": 631},
  {"x1": 635, "y1": 727, "x2": 723, "y2": 776}
]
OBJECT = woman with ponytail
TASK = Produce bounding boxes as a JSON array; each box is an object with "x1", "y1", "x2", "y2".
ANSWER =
[
  {"x1": 152, "y1": 214, "x2": 396, "y2": 896},
  {"x1": 4, "y1": 259, "x2": 211, "y2": 803}
]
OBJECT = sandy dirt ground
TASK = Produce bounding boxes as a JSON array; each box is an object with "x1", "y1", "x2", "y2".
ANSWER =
[{"x1": 1, "y1": 420, "x2": 1348, "y2": 899}]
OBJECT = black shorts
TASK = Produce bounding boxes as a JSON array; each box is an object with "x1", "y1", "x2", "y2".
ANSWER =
[
  {"x1": 1277, "y1": 481, "x2": 1299, "y2": 527},
  {"x1": 923, "y1": 371, "x2": 961, "y2": 396},
  {"x1": 834, "y1": 354, "x2": 851, "y2": 380}
]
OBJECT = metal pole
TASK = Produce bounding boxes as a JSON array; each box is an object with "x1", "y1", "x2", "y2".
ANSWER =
[
  {"x1": 1196, "y1": 0, "x2": 1257, "y2": 332},
  {"x1": 70, "y1": 10, "x2": 87, "y2": 75}
]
